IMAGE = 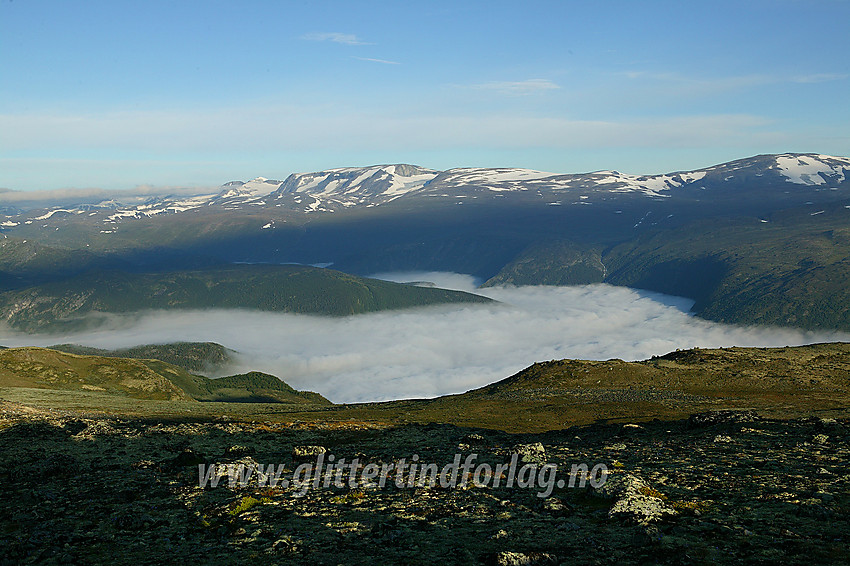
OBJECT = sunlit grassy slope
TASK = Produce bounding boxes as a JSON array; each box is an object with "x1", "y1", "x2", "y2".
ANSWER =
[{"x1": 0, "y1": 347, "x2": 330, "y2": 405}]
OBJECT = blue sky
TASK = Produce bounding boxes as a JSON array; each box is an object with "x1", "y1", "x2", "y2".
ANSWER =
[{"x1": 2, "y1": 0, "x2": 849, "y2": 191}]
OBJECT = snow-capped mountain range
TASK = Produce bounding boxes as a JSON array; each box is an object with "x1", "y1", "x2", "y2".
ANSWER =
[{"x1": 3, "y1": 153, "x2": 850, "y2": 231}]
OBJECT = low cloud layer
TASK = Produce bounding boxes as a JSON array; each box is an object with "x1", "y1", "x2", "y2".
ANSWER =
[
  {"x1": 1, "y1": 274, "x2": 847, "y2": 403},
  {"x1": 0, "y1": 184, "x2": 215, "y2": 207}
]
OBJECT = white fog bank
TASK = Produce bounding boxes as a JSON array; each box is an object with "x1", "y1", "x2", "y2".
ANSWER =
[{"x1": 0, "y1": 274, "x2": 847, "y2": 403}]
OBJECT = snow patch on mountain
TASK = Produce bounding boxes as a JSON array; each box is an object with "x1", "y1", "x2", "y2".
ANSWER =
[
  {"x1": 775, "y1": 154, "x2": 849, "y2": 186},
  {"x1": 214, "y1": 177, "x2": 284, "y2": 201},
  {"x1": 275, "y1": 164, "x2": 439, "y2": 206},
  {"x1": 32, "y1": 209, "x2": 81, "y2": 220},
  {"x1": 586, "y1": 170, "x2": 707, "y2": 196},
  {"x1": 445, "y1": 167, "x2": 555, "y2": 183}
]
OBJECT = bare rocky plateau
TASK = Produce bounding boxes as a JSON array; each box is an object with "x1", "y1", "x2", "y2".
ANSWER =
[{"x1": 1, "y1": 401, "x2": 848, "y2": 565}]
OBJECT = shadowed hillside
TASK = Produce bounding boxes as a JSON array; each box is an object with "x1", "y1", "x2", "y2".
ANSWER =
[{"x1": 0, "y1": 264, "x2": 492, "y2": 332}]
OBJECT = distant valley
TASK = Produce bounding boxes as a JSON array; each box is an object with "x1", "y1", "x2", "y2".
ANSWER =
[{"x1": 2, "y1": 152, "x2": 850, "y2": 332}]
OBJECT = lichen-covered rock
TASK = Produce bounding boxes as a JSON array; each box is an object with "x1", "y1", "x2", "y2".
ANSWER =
[
  {"x1": 292, "y1": 445, "x2": 327, "y2": 458},
  {"x1": 206, "y1": 456, "x2": 266, "y2": 487},
  {"x1": 594, "y1": 473, "x2": 678, "y2": 525},
  {"x1": 608, "y1": 493, "x2": 678, "y2": 525},
  {"x1": 512, "y1": 442, "x2": 546, "y2": 464},
  {"x1": 688, "y1": 410, "x2": 760, "y2": 427},
  {"x1": 593, "y1": 473, "x2": 648, "y2": 500},
  {"x1": 492, "y1": 551, "x2": 558, "y2": 565}
]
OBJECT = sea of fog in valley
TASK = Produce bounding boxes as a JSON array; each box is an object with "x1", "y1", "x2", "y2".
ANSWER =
[{"x1": 1, "y1": 272, "x2": 848, "y2": 403}]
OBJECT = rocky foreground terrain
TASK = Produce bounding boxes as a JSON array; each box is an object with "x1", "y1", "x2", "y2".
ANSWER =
[{"x1": 1, "y1": 402, "x2": 848, "y2": 565}]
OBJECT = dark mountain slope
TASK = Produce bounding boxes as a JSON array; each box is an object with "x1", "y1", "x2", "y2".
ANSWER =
[{"x1": 0, "y1": 264, "x2": 493, "y2": 332}]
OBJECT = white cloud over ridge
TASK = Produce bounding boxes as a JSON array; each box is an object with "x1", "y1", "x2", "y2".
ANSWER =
[
  {"x1": 0, "y1": 274, "x2": 847, "y2": 404},
  {"x1": 0, "y1": 184, "x2": 214, "y2": 205}
]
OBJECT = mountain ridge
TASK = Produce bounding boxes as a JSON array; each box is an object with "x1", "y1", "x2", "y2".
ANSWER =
[{"x1": 3, "y1": 153, "x2": 849, "y2": 224}]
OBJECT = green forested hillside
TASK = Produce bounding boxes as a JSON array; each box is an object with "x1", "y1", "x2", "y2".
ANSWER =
[
  {"x1": 485, "y1": 202, "x2": 850, "y2": 331},
  {"x1": 482, "y1": 240, "x2": 606, "y2": 287},
  {"x1": 604, "y1": 206, "x2": 850, "y2": 330},
  {"x1": 0, "y1": 264, "x2": 492, "y2": 332}
]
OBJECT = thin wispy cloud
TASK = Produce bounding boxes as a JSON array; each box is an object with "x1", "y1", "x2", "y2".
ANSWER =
[
  {"x1": 301, "y1": 32, "x2": 371, "y2": 45},
  {"x1": 623, "y1": 70, "x2": 848, "y2": 89},
  {"x1": 792, "y1": 73, "x2": 848, "y2": 84},
  {"x1": 470, "y1": 79, "x2": 560, "y2": 95},
  {"x1": 0, "y1": 109, "x2": 779, "y2": 168},
  {"x1": 622, "y1": 71, "x2": 773, "y2": 91},
  {"x1": 0, "y1": 184, "x2": 215, "y2": 205},
  {"x1": 353, "y1": 56, "x2": 400, "y2": 65}
]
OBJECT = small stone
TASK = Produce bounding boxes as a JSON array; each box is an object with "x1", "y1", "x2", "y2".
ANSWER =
[
  {"x1": 713, "y1": 435, "x2": 734, "y2": 443},
  {"x1": 542, "y1": 498, "x2": 572, "y2": 517},
  {"x1": 172, "y1": 448, "x2": 205, "y2": 467},
  {"x1": 266, "y1": 537, "x2": 300, "y2": 554},
  {"x1": 223, "y1": 445, "x2": 251, "y2": 457},
  {"x1": 816, "y1": 418, "x2": 841, "y2": 431}
]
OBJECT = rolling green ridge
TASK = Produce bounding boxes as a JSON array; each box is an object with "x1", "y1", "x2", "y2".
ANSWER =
[
  {"x1": 49, "y1": 342, "x2": 234, "y2": 374},
  {"x1": 2, "y1": 343, "x2": 849, "y2": 431},
  {"x1": 0, "y1": 264, "x2": 493, "y2": 332},
  {"x1": 199, "y1": 371, "x2": 330, "y2": 404},
  {"x1": 0, "y1": 347, "x2": 330, "y2": 405}
]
